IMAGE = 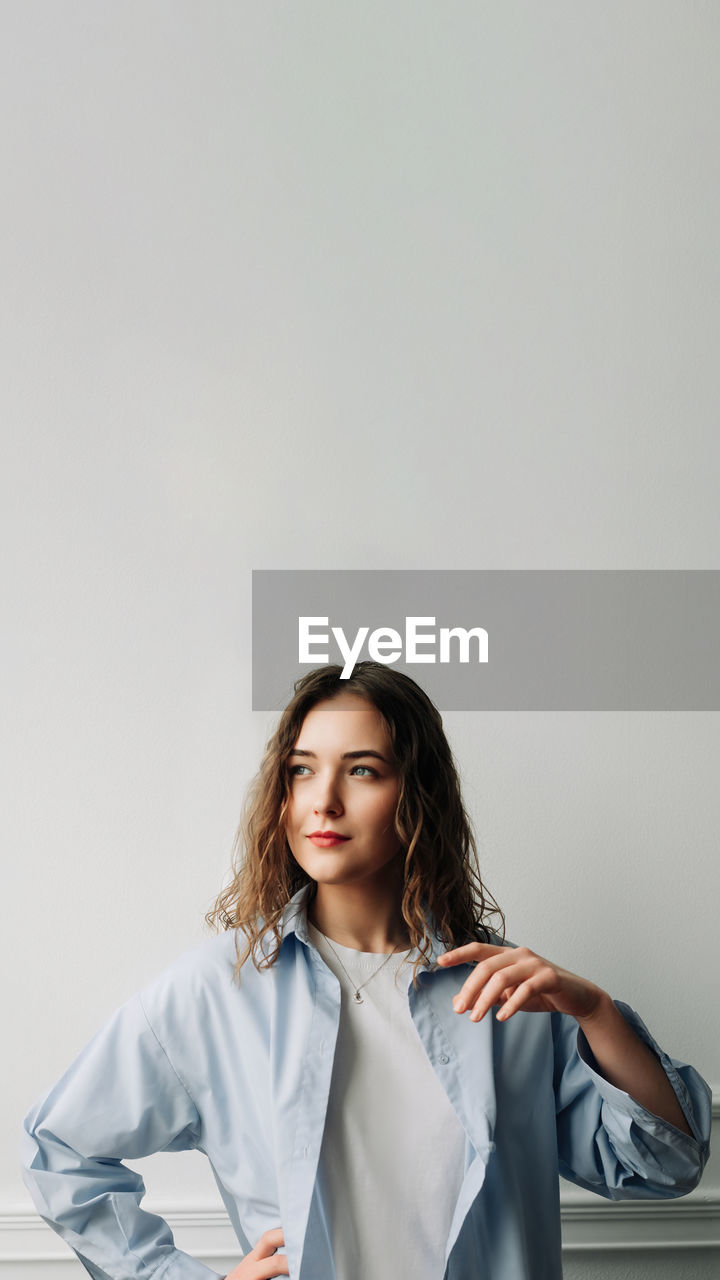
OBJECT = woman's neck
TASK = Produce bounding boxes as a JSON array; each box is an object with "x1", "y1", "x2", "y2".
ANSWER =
[{"x1": 307, "y1": 883, "x2": 411, "y2": 953}]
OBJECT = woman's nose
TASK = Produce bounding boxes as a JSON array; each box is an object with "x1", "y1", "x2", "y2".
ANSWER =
[
  {"x1": 313, "y1": 796, "x2": 342, "y2": 816},
  {"x1": 312, "y1": 776, "x2": 343, "y2": 815}
]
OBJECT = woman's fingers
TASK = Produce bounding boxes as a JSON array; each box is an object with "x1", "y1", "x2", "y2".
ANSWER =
[
  {"x1": 254, "y1": 1228, "x2": 286, "y2": 1258},
  {"x1": 495, "y1": 976, "x2": 548, "y2": 1021},
  {"x1": 464, "y1": 956, "x2": 547, "y2": 1021},
  {"x1": 443, "y1": 942, "x2": 605, "y2": 1023},
  {"x1": 438, "y1": 942, "x2": 506, "y2": 967},
  {"x1": 254, "y1": 1228, "x2": 290, "y2": 1278},
  {"x1": 450, "y1": 947, "x2": 533, "y2": 1013},
  {"x1": 258, "y1": 1257, "x2": 290, "y2": 1278},
  {"x1": 446, "y1": 946, "x2": 572, "y2": 1022},
  {"x1": 225, "y1": 1227, "x2": 290, "y2": 1278}
]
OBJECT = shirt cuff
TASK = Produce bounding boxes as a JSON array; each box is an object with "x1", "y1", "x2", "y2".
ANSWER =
[{"x1": 575, "y1": 998, "x2": 709, "y2": 1150}]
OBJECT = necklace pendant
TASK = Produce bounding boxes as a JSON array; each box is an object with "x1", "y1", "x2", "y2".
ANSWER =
[{"x1": 353, "y1": 990, "x2": 364, "y2": 1003}]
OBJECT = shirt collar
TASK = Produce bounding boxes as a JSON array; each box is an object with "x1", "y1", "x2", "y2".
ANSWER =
[
  {"x1": 279, "y1": 883, "x2": 315, "y2": 946},
  {"x1": 277, "y1": 881, "x2": 448, "y2": 970}
]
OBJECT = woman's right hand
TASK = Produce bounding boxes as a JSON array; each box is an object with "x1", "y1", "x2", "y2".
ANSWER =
[{"x1": 224, "y1": 1227, "x2": 290, "y2": 1278}]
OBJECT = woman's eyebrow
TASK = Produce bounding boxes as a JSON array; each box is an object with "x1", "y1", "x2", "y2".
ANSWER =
[{"x1": 288, "y1": 748, "x2": 390, "y2": 763}]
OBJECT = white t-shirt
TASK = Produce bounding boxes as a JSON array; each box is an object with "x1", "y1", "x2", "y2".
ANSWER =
[{"x1": 308, "y1": 921, "x2": 468, "y2": 1280}]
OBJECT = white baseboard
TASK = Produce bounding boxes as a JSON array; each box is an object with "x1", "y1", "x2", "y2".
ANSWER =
[{"x1": 561, "y1": 1196, "x2": 720, "y2": 1252}]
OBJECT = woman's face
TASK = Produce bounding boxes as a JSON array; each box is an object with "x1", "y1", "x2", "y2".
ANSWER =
[{"x1": 284, "y1": 692, "x2": 403, "y2": 890}]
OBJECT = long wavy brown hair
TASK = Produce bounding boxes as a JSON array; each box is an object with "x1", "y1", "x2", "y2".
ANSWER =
[{"x1": 205, "y1": 662, "x2": 505, "y2": 989}]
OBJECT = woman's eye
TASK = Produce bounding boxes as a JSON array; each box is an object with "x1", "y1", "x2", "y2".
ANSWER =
[{"x1": 288, "y1": 762, "x2": 377, "y2": 778}]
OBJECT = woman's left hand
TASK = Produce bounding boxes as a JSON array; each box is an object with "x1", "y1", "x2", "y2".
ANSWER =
[{"x1": 437, "y1": 943, "x2": 608, "y2": 1025}]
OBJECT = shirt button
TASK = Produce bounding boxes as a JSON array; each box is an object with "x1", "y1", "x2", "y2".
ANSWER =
[{"x1": 439, "y1": 1054, "x2": 449, "y2": 1064}]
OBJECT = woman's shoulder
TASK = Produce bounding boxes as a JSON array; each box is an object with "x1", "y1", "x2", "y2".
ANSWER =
[
  {"x1": 126, "y1": 930, "x2": 278, "y2": 1076},
  {"x1": 142, "y1": 921, "x2": 294, "y2": 993},
  {"x1": 137, "y1": 930, "x2": 249, "y2": 1014}
]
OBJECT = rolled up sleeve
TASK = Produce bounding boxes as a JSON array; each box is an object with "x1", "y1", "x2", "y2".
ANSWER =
[
  {"x1": 553, "y1": 1000, "x2": 711, "y2": 1200},
  {"x1": 20, "y1": 991, "x2": 223, "y2": 1279}
]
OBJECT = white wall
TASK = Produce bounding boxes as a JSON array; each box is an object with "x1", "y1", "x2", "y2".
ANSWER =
[{"x1": 3, "y1": 3, "x2": 718, "y2": 1275}]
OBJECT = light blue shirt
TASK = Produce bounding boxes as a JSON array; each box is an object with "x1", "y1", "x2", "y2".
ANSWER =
[{"x1": 21, "y1": 884, "x2": 711, "y2": 1279}]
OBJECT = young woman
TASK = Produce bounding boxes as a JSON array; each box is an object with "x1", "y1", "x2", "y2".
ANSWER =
[{"x1": 21, "y1": 662, "x2": 711, "y2": 1280}]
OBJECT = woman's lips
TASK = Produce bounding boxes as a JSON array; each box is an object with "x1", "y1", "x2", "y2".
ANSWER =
[{"x1": 307, "y1": 833, "x2": 351, "y2": 847}]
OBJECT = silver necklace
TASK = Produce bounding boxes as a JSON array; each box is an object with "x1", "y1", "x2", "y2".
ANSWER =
[{"x1": 321, "y1": 933, "x2": 406, "y2": 1004}]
